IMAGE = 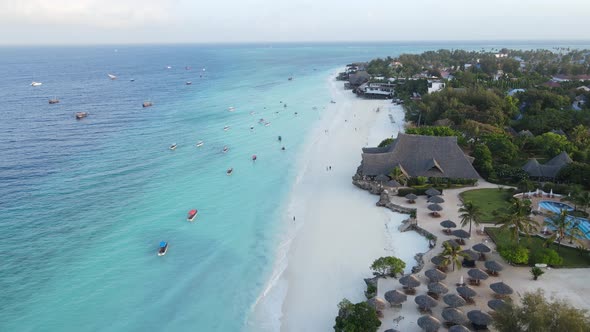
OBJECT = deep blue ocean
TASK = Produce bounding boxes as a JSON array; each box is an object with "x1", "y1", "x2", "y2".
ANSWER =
[{"x1": 1, "y1": 42, "x2": 589, "y2": 331}]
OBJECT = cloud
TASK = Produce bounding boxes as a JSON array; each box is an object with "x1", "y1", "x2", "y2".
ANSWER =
[{"x1": 0, "y1": 0, "x2": 177, "y2": 28}]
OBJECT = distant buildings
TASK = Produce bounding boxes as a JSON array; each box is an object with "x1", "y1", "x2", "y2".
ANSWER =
[
  {"x1": 428, "y1": 81, "x2": 445, "y2": 94},
  {"x1": 522, "y1": 151, "x2": 572, "y2": 180}
]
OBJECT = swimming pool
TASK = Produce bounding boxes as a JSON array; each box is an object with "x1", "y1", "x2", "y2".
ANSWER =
[
  {"x1": 540, "y1": 201, "x2": 590, "y2": 240},
  {"x1": 538, "y1": 200, "x2": 574, "y2": 214}
]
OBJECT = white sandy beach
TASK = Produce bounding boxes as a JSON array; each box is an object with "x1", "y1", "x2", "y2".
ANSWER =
[{"x1": 276, "y1": 73, "x2": 429, "y2": 332}]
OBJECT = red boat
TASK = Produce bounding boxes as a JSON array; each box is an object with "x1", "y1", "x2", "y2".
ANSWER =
[{"x1": 187, "y1": 209, "x2": 198, "y2": 222}]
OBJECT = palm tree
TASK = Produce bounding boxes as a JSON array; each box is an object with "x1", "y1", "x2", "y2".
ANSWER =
[
  {"x1": 459, "y1": 201, "x2": 482, "y2": 237},
  {"x1": 545, "y1": 210, "x2": 575, "y2": 252},
  {"x1": 441, "y1": 242, "x2": 467, "y2": 271},
  {"x1": 574, "y1": 191, "x2": 590, "y2": 214},
  {"x1": 495, "y1": 198, "x2": 539, "y2": 244}
]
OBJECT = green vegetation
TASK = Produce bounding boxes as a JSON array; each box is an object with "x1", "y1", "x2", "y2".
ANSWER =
[
  {"x1": 370, "y1": 256, "x2": 406, "y2": 278},
  {"x1": 496, "y1": 198, "x2": 539, "y2": 244},
  {"x1": 530, "y1": 267, "x2": 545, "y2": 280},
  {"x1": 544, "y1": 210, "x2": 584, "y2": 251},
  {"x1": 460, "y1": 189, "x2": 512, "y2": 223},
  {"x1": 377, "y1": 138, "x2": 393, "y2": 148},
  {"x1": 459, "y1": 200, "x2": 482, "y2": 237},
  {"x1": 334, "y1": 299, "x2": 381, "y2": 332},
  {"x1": 492, "y1": 290, "x2": 590, "y2": 332},
  {"x1": 440, "y1": 241, "x2": 467, "y2": 271},
  {"x1": 364, "y1": 283, "x2": 376, "y2": 299},
  {"x1": 487, "y1": 227, "x2": 590, "y2": 267}
]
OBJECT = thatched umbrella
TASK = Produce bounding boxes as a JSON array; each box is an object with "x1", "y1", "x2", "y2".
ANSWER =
[
  {"x1": 448, "y1": 325, "x2": 471, "y2": 332},
  {"x1": 456, "y1": 286, "x2": 476, "y2": 299},
  {"x1": 428, "y1": 203, "x2": 443, "y2": 212},
  {"x1": 417, "y1": 315, "x2": 441, "y2": 332},
  {"x1": 405, "y1": 193, "x2": 418, "y2": 203},
  {"x1": 485, "y1": 260, "x2": 504, "y2": 276},
  {"x1": 415, "y1": 294, "x2": 438, "y2": 310},
  {"x1": 428, "y1": 282, "x2": 449, "y2": 295},
  {"x1": 367, "y1": 297, "x2": 387, "y2": 311},
  {"x1": 472, "y1": 243, "x2": 491, "y2": 253},
  {"x1": 488, "y1": 299, "x2": 508, "y2": 311},
  {"x1": 467, "y1": 310, "x2": 493, "y2": 328},
  {"x1": 460, "y1": 249, "x2": 479, "y2": 261},
  {"x1": 442, "y1": 307, "x2": 469, "y2": 325},
  {"x1": 430, "y1": 255, "x2": 447, "y2": 270},
  {"x1": 384, "y1": 290, "x2": 407, "y2": 306},
  {"x1": 385, "y1": 180, "x2": 401, "y2": 188},
  {"x1": 452, "y1": 229, "x2": 470, "y2": 240},
  {"x1": 399, "y1": 274, "x2": 421, "y2": 289},
  {"x1": 443, "y1": 293, "x2": 467, "y2": 308},
  {"x1": 425, "y1": 188, "x2": 441, "y2": 196},
  {"x1": 428, "y1": 195, "x2": 445, "y2": 204},
  {"x1": 490, "y1": 281, "x2": 514, "y2": 296},
  {"x1": 425, "y1": 268, "x2": 447, "y2": 282},
  {"x1": 384, "y1": 329, "x2": 401, "y2": 332},
  {"x1": 467, "y1": 268, "x2": 489, "y2": 285},
  {"x1": 440, "y1": 220, "x2": 457, "y2": 234},
  {"x1": 375, "y1": 174, "x2": 390, "y2": 183},
  {"x1": 442, "y1": 239, "x2": 460, "y2": 249}
]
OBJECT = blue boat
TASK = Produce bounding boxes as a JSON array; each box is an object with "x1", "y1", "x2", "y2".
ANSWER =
[{"x1": 158, "y1": 241, "x2": 168, "y2": 256}]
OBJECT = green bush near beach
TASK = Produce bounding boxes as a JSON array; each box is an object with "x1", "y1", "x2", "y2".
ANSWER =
[
  {"x1": 460, "y1": 188, "x2": 513, "y2": 223},
  {"x1": 487, "y1": 227, "x2": 590, "y2": 267}
]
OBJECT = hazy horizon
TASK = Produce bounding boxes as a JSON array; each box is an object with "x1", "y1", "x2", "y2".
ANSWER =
[{"x1": 1, "y1": 0, "x2": 590, "y2": 45}]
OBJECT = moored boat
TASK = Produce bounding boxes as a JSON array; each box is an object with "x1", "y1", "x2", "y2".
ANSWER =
[
  {"x1": 186, "y1": 81, "x2": 192, "y2": 85},
  {"x1": 31, "y1": 81, "x2": 42, "y2": 87},
  {"x1": 278, "y1": 135, "x2": 282, "y2": 142},
  {"x1": 196, "y1": 141, "x2": 204, "y2": 147},
  {"x1": 108, "y1": 73, "x2": 117, "y2": 80},
  {"x1": 252, "y1": 154, "x2": 257, "y2": 161},
  {"x1": 158, "y1": 241, "x2": 168, "y2": 256},
  {"x1": 228, "y1": 106, "x2": 235, "y2": 112},
  {"x1": 142, "y1": 101, "x2": 153, "y2": 108},
  {"x1": 222, "y1": 146, "x2": 229, "y2": 153},
  {"x1": 264, "y1": 121, "x2": 271, "y2": 127},
  {"x1": 75, "y1": 112, "x2": 88, "y2": 120},
  {"x1": 49, "y1": 98, "x2": 59, "y2": 104},
  {"x1": 187, "y1": 209, "x2": 198, "y2": 222},
  {"x1": 226, "y1": 168, "x2": 233, "y2": 176},
  {"x1": 223, "y1": 125, "x2": 230, "y2": 131},
  {"x1": 170, "y1": 143, "x2": 177, "y2": 150}
]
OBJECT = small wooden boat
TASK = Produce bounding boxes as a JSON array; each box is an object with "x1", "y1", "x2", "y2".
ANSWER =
[
  {"x1": 187, "y1": 209, "x2": 198, "y2": 222},
  {"x1": 158, "y1": 241, "x2": 168, "y2": 256},
  {"x1": 278, "y1": 136, "x2": 282, "y2": 142},
  {"x1": 142, "y1": 101, "x2": 153, "y2": 108},
  {"x1": 224, "y1": 126, "x2": 230, "y2": 131},
  {"x1": 264, "y1": 122, "x2": 271, "y2": 127},
  {"x1": 222, "y1": 146, "x2": 229, "y2": 153},
  {"x1": 228, "y1": 106, "x2": 235, "y2": 112},
  {"x1": 288, "y1": 77, "x2": 293, "y2": 81},
  {"x1": 49, "y1": 98, "x2": 59, "y2": 104},
  {"x1": 252, "y1": 155, "x2": 257, "y2": 161},
  {"x1": 75, "y1": 112, "x2": 88, "y2": 120},
  {"x1": 196, "y1": 141, "x2": 204, "y2": 147},
  {"x1": 170, "y1": 143, "x2": 177, "y2": 150},
  {"x1": 226, "y1": 168, "x2": 233, "y2": 176}
]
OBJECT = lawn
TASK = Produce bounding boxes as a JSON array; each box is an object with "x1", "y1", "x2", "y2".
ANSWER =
[
  {"x1": 460, "y1": 188, "x2": 513, "y2": 223},
  {"x1": 486, "y1": 227, "x2": 590, "y2": 268}
]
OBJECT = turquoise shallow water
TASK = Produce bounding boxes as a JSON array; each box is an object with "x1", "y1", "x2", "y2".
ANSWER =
[{"x1": 2, "y1": 42, "x2": 590, "y2": 331}]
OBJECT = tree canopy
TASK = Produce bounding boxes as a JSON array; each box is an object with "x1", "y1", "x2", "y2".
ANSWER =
[{"x1": 334, "y1": 299, "x2": 381, "y2": 332}]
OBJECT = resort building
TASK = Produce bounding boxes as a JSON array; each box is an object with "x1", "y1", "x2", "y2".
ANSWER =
[
  {"x1": 359, "y1": 133, "x2": 480, "y2": 180},
  {"x1": 522, "y1": 151, "x2": 573, "y2": 180},
  {"x1": 427, "y1": 81, "x2": 445, "y2": 94}
]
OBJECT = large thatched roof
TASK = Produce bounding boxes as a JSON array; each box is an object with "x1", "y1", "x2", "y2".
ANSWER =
[
  {"x1": 417, "y1": 315, "x2": 441, "y2": 332},
  {"x1": 348, "y1": 71, "x2": 370, "y2": 86},
  {"x1": 443, "y1": 293, "x2": 467, "y2": 308},
  {"x1": 522, "y1": 151, "x2": 572, "y2": 178},
  {"x1": 485, "y1": 260, "x2": 504, "y2": 272},
  {"x1": 361, "y1": 133, "x2": 480, "y2": 179},
  {"x1": 415, "y1": 295, "x2": 438, "y2": 309},
  {"x1": 425, "y1": 268, "x2": 447, "y2": 282},
  {"x1": 442, "y1": 307, "x2": 469, "y2": 324},
  {"x1": 384, "y1": 290, "x2": 407, "y2": 305}
]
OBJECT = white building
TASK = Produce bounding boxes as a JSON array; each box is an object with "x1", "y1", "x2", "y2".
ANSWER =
[{"x1": 428, "y1": 81, "x2": 445, "y2": 94}]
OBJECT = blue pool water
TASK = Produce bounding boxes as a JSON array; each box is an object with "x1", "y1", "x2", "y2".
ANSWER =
[
  {"x1": 540, "y1": 201, "x2": 590, "y2": 239},
  {"x1": 3, "y1": 42, "x2": 590, "y2": 331}
]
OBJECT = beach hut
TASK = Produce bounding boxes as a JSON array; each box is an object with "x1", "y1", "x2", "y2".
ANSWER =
[
  {"x1": 443, "y1": 293, "x2": 467, "y2": 308},
  {"x1": 425, "y1": 268, "x2": 447, "y2": 282},
  {"x1": 428, "y1": 195, "x2": 445, "y2": 204},
  {"x1": 452, "y1": 229, "x2": 470, "y2": 244},
  {"x1": 442, "y1": 307, "x2": 469, "y2": 325},
  {"x1": 428, "y1": 203, "x2": 443, "y2": 217},
  {"x1": 448, "y1": 325, "x2": 470, "y2": 332},
  {"x1": 417, "y1": 315, "x2": 441, "y2": 332},
  {"x1": 467, "y1": 268, "x2": 489, "y2": 285},
  {"x1": 367, "y1": 297, "x2": 387, "y2": 311},
  {"x1": 490, "y1": 281, "x2": 514, "y2": 298},
  {"x1": 472, "y1": 243, "x2": 491, "y2": 261},
  {"x1": 456, "y1": 286, "x2": 477, "y2": 303},
  {"x1": 405, "y1": 193, "x2": 418, "y2": 203},
  {"x1": 440, "y1": 220, "x2": 457, "y2": 234},
  {"x1": 467, "y1": 310, "x2": 493, "y2": 330},
  {"x1": 384, "y1": 290, "x2": 407, "y2": 307},
  {"x1": 484, "y1": 260, "x2": 504, "y2": 276},
  {"x1": 425, "y1": 188, "x2": 442, "y2": 197},
  {"x1": 427, "y1": 282, "x2": 449, "y2": 299},
  {"x1": 415, "y1": 295, "x2": 438, "y2": 312},
  {"x1": 400, "y1": 274, "x2": 421, "y2": 294},
  {"x1": 488, "y1": 299, "x2": 508, "y2": 311}
]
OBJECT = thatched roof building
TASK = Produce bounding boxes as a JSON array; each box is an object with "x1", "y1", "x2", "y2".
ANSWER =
[
  {"x1": 522, "y1": 151, "x2": 572, "y2": 179},
  {"x1": 360, "y1": 133, "x2": 480, "y2": 179}
]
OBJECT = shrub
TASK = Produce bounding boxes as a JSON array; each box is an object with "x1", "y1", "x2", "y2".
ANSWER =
[
  {"x1": 334, "y1": 299, "x2": 381, "y2": 332},
  {"x1": 378, "y1": 138, "x2": 394, "y2": 148},
  {"x1": 365, "y1": 283, "x2": 377, "y2": 299},
  {"x1": 499, "y1": 246, "x2": 529, "y2": 264},
  {"x1": 531, "y1": 267, "x2": 545, "y2": 280},
  {"x1": 529, "y1": 248, "x2": 563, "y2": 266},
  {"x1": 370, "y1": 256, "x2": 406, "y2": 278}
]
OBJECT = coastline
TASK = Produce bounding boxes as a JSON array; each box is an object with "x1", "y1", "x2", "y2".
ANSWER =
[{"x1": 249, "y1": 70, "x2": 429, "y2": 332}]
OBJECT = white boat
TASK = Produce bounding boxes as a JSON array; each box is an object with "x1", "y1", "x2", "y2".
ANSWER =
[
  {"x1": 226, "y1": 168, "x2": 233, "y2": 176},
  {"x1": 228, "y1": 107, "x2": 235, "y2": 112},
  {"x1": 170, "y1": 143, "x2": 177, "y2": 150},
  {"x1": 196, "y1": 141, "x2": 204, "y2": 147},
  {"x1": 222, "y1": 146, "x2": 229, "y2": 153},
  {"x1": 108, "y1": 74, "x2": 117, "y2": 80},
  {"x1": 31, "y1": 81, "x2": 42, "y2": 87},
  {"x1": 186, "y1": 81, "x2": 192, "y2": 85},
  {"x1": 158, "y1": 241, "x2": 168, "y2": 256},
  {"x1": 249, "y1": 111, "x2": 255, "y2": 115},
  {"x1": 264, "y1": 122, "x2": 271, "y2": 127},
  {"x1": 166, "y1": 66, "x2": 172, "y2": 69},
  {"x1": 187, "y1": 209, "x2": 198, "y2": 222},
  {"x1": 224, "y1": 126, "x2": 230, "y2": 131}
]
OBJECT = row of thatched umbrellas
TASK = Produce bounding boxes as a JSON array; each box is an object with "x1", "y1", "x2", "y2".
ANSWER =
[{"x1": 417, "y1": 309, "x2": 494, "y2": 332}]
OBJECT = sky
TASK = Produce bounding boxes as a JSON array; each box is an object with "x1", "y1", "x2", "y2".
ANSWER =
[{"x1": 0, "y1": 0, "x2": 589, "y2": 45}]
